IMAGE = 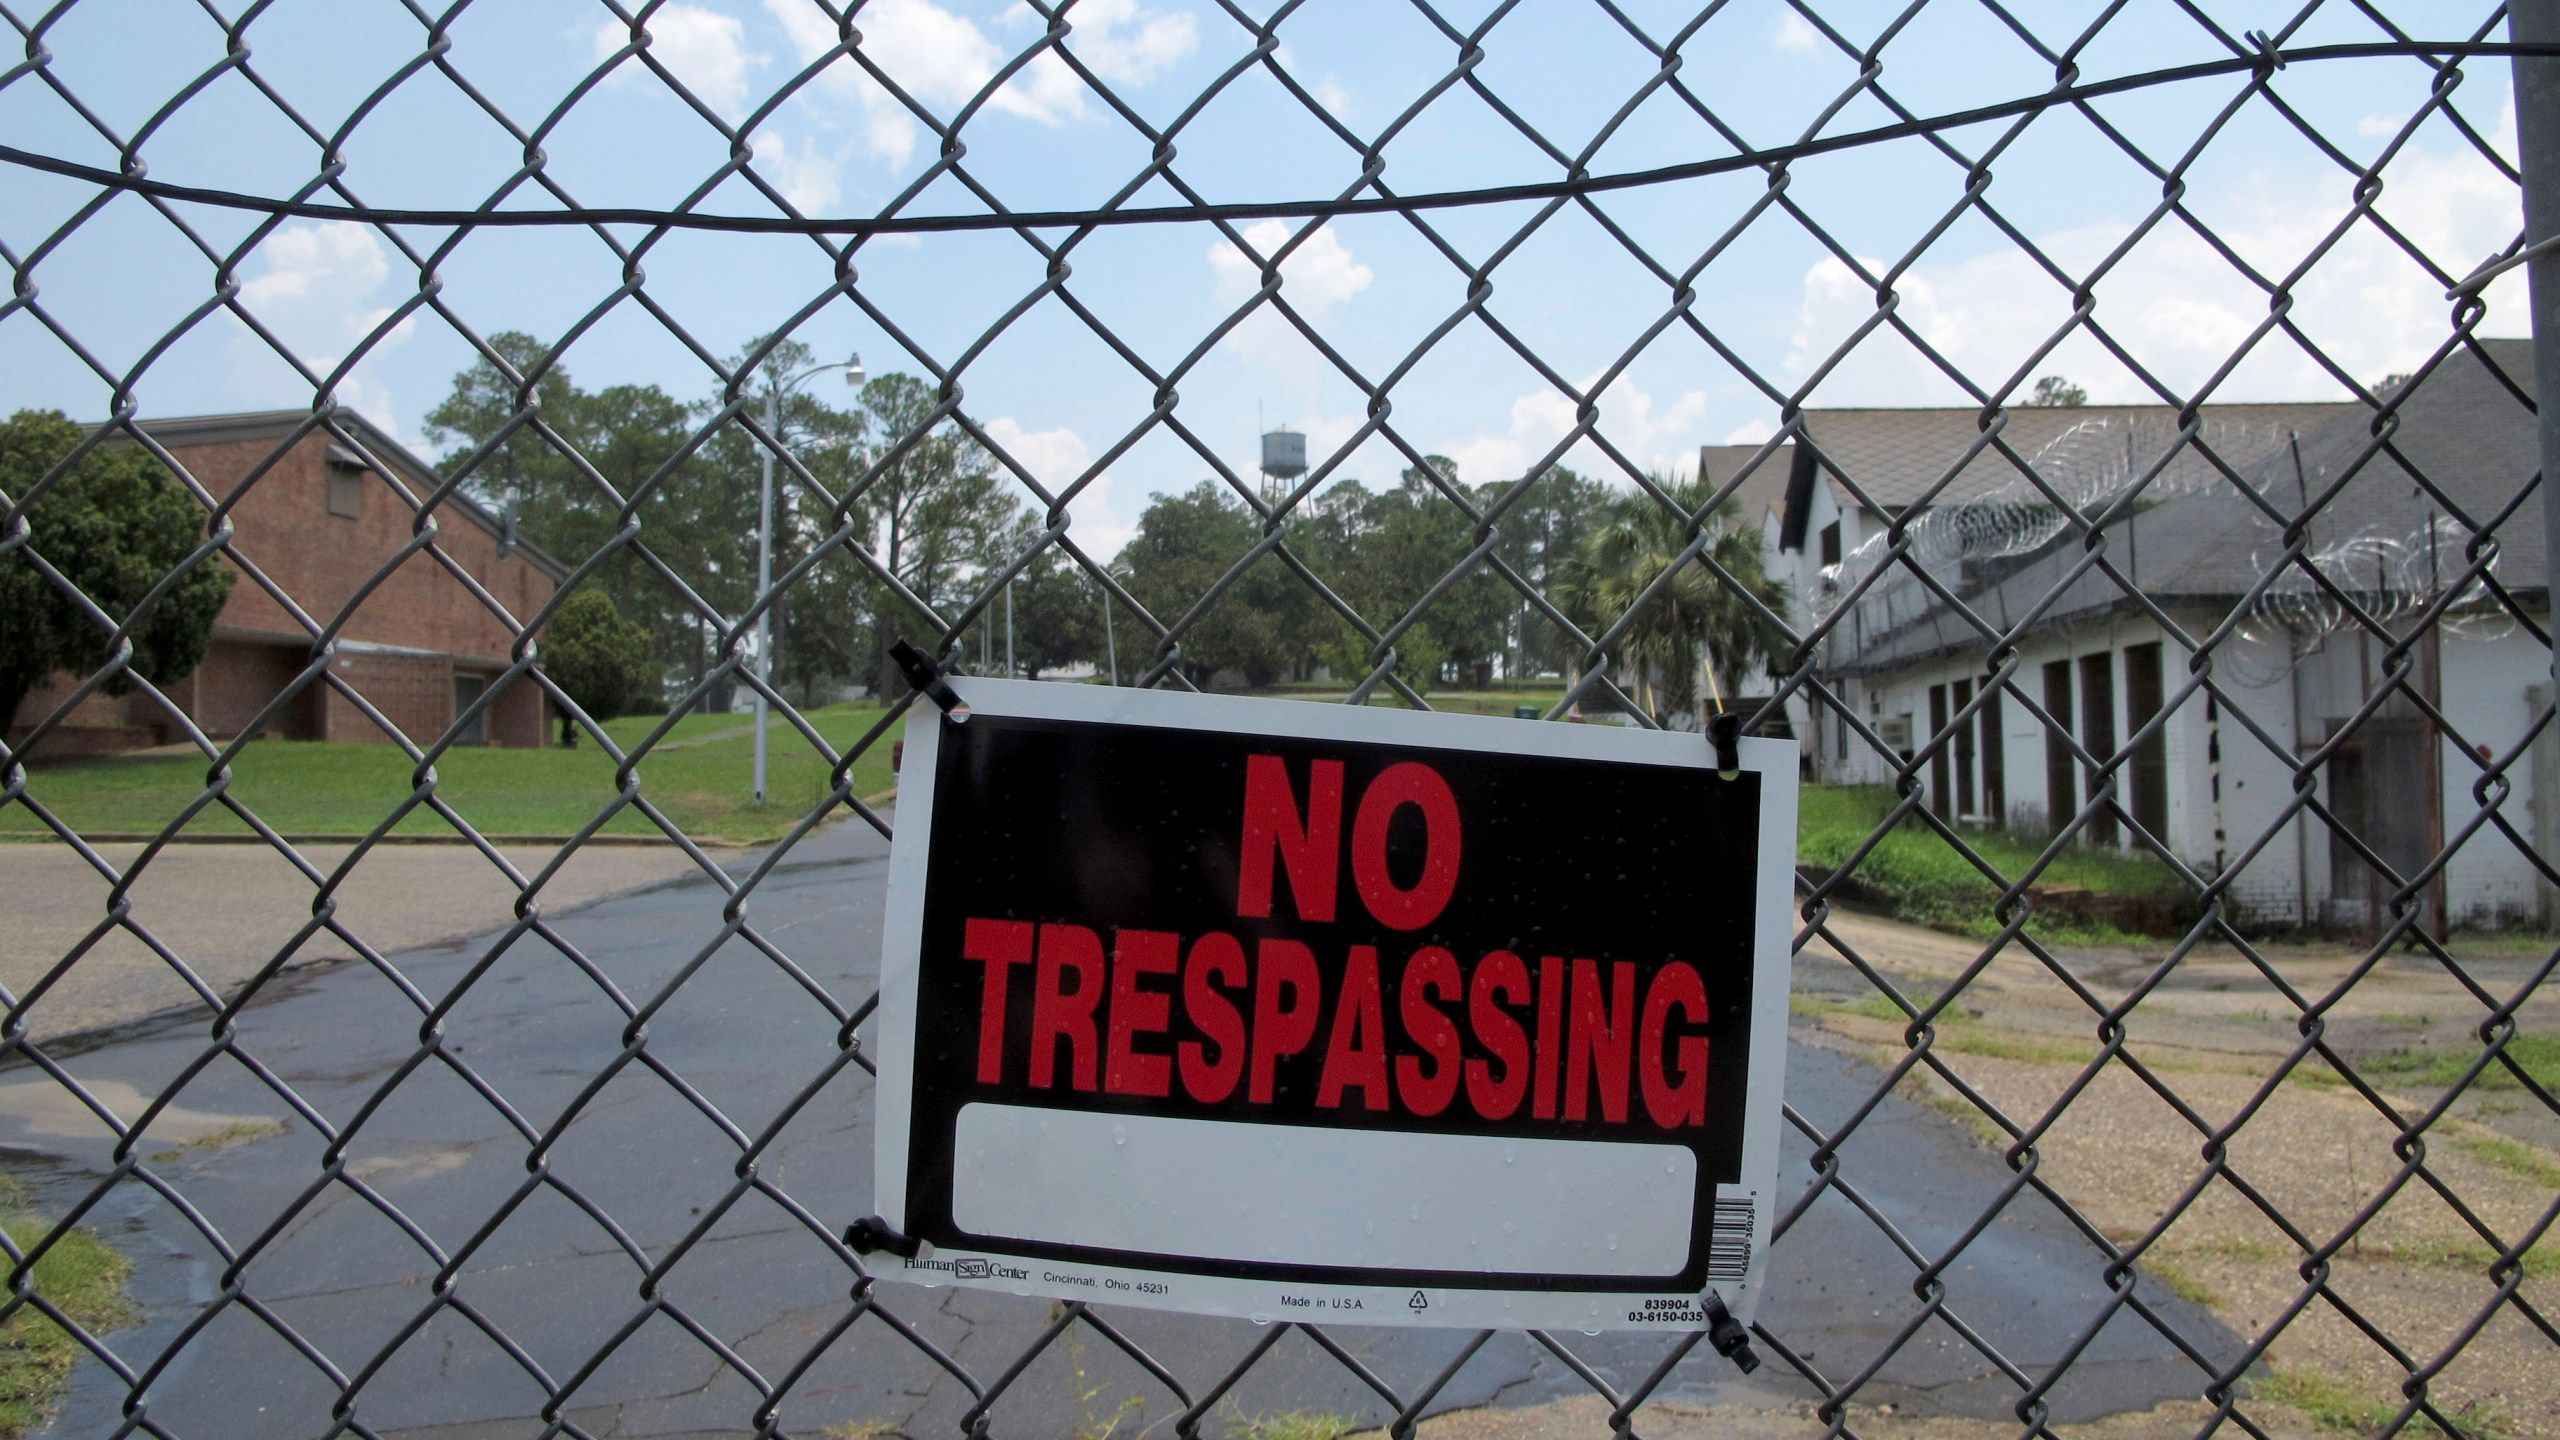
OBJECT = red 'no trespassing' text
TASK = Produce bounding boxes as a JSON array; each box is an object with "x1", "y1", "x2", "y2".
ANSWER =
[{"x1": 953, "y1": 754, "x2": 1714, "y2": 1131}]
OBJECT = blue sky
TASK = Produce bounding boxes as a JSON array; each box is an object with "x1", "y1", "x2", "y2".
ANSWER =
[{"x1": 0, "y1": 0, "x2": 2530, "y2": 556}]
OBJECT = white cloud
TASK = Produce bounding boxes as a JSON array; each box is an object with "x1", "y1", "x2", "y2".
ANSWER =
[
  {"x1": 2358, "y1": 112, "x2": 2404, "y2": 139},
  {"x1": 242, "y1": 222, "x2": 388, "y2": 309},
  {"x1": 1440, "y1": 373, "x2": 1709, "y2": 489},
  {"x1": 1772, "y1": 133, "x2": 2528, "y2": 406},
  {"x1": 984, "y1": 416, "x2": 1138, "y2": 557},
  {"x1": 593, "y1": 4, "x2": 760, "y2": 120},
  {"x1": 1315, "y1": 78, "x2": 1352, "y2": 114},
  {"x1": 234, "y1": 222, "x2": 416, "y2": 436},
  {"x1": 1206, "y1": 220, "x2": 1376, "y2": 393},
  {"x1": 1722, "y1": 417, "x2": 1776, "y2": 445},
  {"x1": 1210, "y1": 219, "x2": 1373, "y2": 314},
  {"x1": 1772, "y1": 10, "x2": 1823, "y2": 56},
  {"x1": 752, "y1": 128, "x2": 846, "y2": 212},
  {"x1": 1071, "y1": 0, "x2": 1197, "y2": 86},
  {"x1": 762, "y1": 0, "x2": 1193, "y2": 168}
]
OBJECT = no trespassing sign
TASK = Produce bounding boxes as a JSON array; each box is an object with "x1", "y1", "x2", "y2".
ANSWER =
[{"x1": 870, "y1": 680, "x2": 1797, "y2": 1331}]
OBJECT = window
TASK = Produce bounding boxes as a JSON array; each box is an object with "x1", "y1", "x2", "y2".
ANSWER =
[
  {"x1": 1952, "y1": 677, "x2": 1975, "y2": 818},
  {"x1": 1928, "y1": 683, "x2": 1950, "y2": 817},
  {"x1": 2124, "y1": 642, "x2": 2167, "y2": 842},
  {"x1": 1980, "y1": 678, "x2": 2005, "y2": 825},
  {"x1": 2042, "y1": 659, "x2": 2074, "y2": 835},
  {"x1": 325, "y1": 448, "x2": 365, "y2": 519},
  {"x1": 1819, "y1": 520, "x2": 1841, "y2": 567},
  {"x1": 2079, "y1": 652, "x2": 2118, "y2": 846}
]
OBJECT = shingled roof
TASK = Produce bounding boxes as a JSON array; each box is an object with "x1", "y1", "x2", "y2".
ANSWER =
[
  {"x1": 1785, "y1": 399, "x2": 2354, "y2": 518},
  {"x1": 1819, "y1": 339, "x2": 2545, "y2": 676}
]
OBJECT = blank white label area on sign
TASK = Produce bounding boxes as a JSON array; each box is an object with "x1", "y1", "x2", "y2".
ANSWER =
[{"x1": 951, "y1": 1104, "x2": 1696, "y2": 1278}]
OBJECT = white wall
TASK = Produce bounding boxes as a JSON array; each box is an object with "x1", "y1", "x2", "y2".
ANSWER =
[{"x1": 1821, "y1": 614, "x2": 2553, "y2": 931}]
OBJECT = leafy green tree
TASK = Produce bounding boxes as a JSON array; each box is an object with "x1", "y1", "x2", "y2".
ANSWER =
[
  {"x1": 2028, "y1": 375, "x2": 2088, "y2": 407},
  {"x1": 1487, "y1": 465, "x2": 1607, "y2": 678},
  {"x1": 425, "y1": 333, "x2": 712, "y2": 698},
  {"x1": 1307, "y1": 457, "x2": 1509, "y2": 692},
  {"x1": 1558, "y1": 478, "x2": 1791, "y2": 726},
  {"x1": 851, "y1": 374, "x2": 1023, "y2": 695},
  {"x1": 993, "y1": 537, "x2": 1104, "y2": 680},
  {"x1": 1119, "y1": 482, "x2": 1301, "y2": 688},
  {"x1": 538, "y1": 588, "x2": 656, "y2": 745},
  {"x1": 700, "y1": 338, "x2": 870, "y2": 705},
  {"x1": 0, "y1": 411, "x2": 234, "y2": 734}
]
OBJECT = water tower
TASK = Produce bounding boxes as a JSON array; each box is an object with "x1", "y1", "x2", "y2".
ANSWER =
[{"x1": 1260, "y1": 425, "x2": 1305, "y2": 505}]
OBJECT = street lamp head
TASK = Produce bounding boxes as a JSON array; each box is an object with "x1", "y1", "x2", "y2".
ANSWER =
[{"x1": 845, "y1": 353, "x2": 866, "y2": 388}]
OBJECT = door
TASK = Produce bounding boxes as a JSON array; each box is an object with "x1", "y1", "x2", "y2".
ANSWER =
[
  {"x1": 2327, "y1": 715, "x2": 2440, "y2": 937},
  {"x1": 453, "y1": 673, "x2": 488, "y2": 745}
]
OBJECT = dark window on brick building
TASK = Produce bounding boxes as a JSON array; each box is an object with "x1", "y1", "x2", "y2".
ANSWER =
[{"x1": 326, "y1": 450, "x2": 365, "y2": 519}]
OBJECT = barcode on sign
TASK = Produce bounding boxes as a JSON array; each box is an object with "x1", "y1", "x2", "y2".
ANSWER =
[{"x1": 1705, "y1": 1197, "x2": 1755, "y2": 1282}]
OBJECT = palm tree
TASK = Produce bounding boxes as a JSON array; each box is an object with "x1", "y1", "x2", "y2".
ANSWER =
[{"x1": 1557, "y1": 477, "x2": 1792, "y2": 727}]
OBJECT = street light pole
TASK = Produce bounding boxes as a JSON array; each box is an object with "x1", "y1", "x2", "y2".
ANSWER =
[
  {"x1": 1102, "y1": 577, "x2": 1117, "y2": 685},
  {"x1": 752, "y1": 350, "x2": 865, "y2": 807},
  {"x1": 754, "y1": 384, "x2": 776, "y2": 804}
]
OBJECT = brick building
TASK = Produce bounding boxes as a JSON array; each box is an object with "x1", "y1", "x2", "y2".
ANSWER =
[{"x1": 12, "y1": 411, "x2": 562, "y2": 754}]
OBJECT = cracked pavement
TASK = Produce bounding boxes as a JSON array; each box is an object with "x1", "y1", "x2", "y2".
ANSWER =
[{"x1": 1, "y1": 820, "x2": 2238, "y2": 1438}]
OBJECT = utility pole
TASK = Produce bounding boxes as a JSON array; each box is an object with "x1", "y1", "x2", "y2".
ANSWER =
[
  {"x1": 1103, "y1": 579, "x2": 1118, "y2": 685},
  {"x1": 2516, "y1": 0, "x2": 2560, "y2": 681},
  {"x1": 751, "y1": 350, "x2": 863, "y2": 806},
  {"x1": 754, "y1": 384, "x2": 776, "y2": 805}
]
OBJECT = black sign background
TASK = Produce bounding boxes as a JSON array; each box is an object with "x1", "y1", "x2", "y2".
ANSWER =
[{"x1": 903, "y1": 709, "x2": 1763, "y2": 1291}]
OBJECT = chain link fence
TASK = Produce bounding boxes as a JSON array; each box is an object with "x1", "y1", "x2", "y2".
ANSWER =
[{"x1": 2, "y1": 1, "x2": 2556, "y2": 1436}]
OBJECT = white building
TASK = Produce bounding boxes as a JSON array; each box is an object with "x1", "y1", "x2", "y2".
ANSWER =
[{"x1": 1750, "y1": 342, "x2": 2549, "y2": 933}]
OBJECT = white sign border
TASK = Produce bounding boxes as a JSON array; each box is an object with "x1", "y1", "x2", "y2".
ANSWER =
[{"x1": 872, "y1": 679, "x2": 1797, "y2": 1331}]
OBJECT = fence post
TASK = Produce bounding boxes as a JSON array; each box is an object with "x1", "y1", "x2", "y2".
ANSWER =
[{"x1": 2515, "y1": 0, "x2": 2560, "y2": 674}]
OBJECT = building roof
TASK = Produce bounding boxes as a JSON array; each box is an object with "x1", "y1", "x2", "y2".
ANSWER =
[
  {"x1": 127, "y1": 408, "x2": 570, "y2": 582},
  {"x1": 1820, "y1": 339, "x2": 2545, "y2": 675},
  {"x1": 1791, "y1": 399, "x2": 2355, "y2": 515},
  {"x1": 1697, "y1": 442, "x2": 1796, "y2": 528}
]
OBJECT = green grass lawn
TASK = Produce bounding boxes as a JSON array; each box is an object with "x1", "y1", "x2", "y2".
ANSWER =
[
  {"x1": 2357, "y1": 1033, "x2": 2560, "y2": 1096},
  {"x1": 0, "y1": 1175, "x2": 135, "y2": 1439},
  {"x1": 1, "y1": 702, "x2": 905, "y2": 845},
  {"x1": 1798, "y1": 784, "x2": 2190, "y2": 937}
]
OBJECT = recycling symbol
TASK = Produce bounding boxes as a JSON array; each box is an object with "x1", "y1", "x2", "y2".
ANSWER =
[{"x1": 1408, "y1": 1290, "x2": 1429, "y2": 1312}]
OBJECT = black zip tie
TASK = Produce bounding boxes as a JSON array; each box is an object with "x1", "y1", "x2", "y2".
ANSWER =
[
  {"x1": 845, "y1": 1215, "x2": 924, "y2": 1259},
  {"x1": 890, "y1": 638, "x2": 962, "y2": 713},
  {"x1": 1708, "y1": 713, "x2": 1742, "y2": 776},
  {"x1": 1701, "y1": 1291, "x2": 1759, "y2": 1373}
]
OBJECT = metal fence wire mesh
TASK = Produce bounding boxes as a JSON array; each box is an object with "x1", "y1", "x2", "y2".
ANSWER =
[{"x1": 2, "y1": 0, "x2": 2558, "y2": 1436}]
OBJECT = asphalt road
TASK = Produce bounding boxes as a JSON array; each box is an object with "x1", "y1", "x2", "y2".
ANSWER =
[{"x1": 3, "y1": 819, "x2": 2243, "y2": 1439}]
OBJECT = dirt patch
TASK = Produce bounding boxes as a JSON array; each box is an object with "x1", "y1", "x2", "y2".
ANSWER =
[
  {"x1": 1396, "y1": 1393, "x2": 2317, "y2": 1440},
  {"x1": 1792, "y1": 912, "x2": 2560, "y2": 1437}
]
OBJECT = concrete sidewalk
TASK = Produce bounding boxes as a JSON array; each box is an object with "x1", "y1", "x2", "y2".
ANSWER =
[{"x1": 0, "y1": 837, "x2": 710, "y2": 1040}]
